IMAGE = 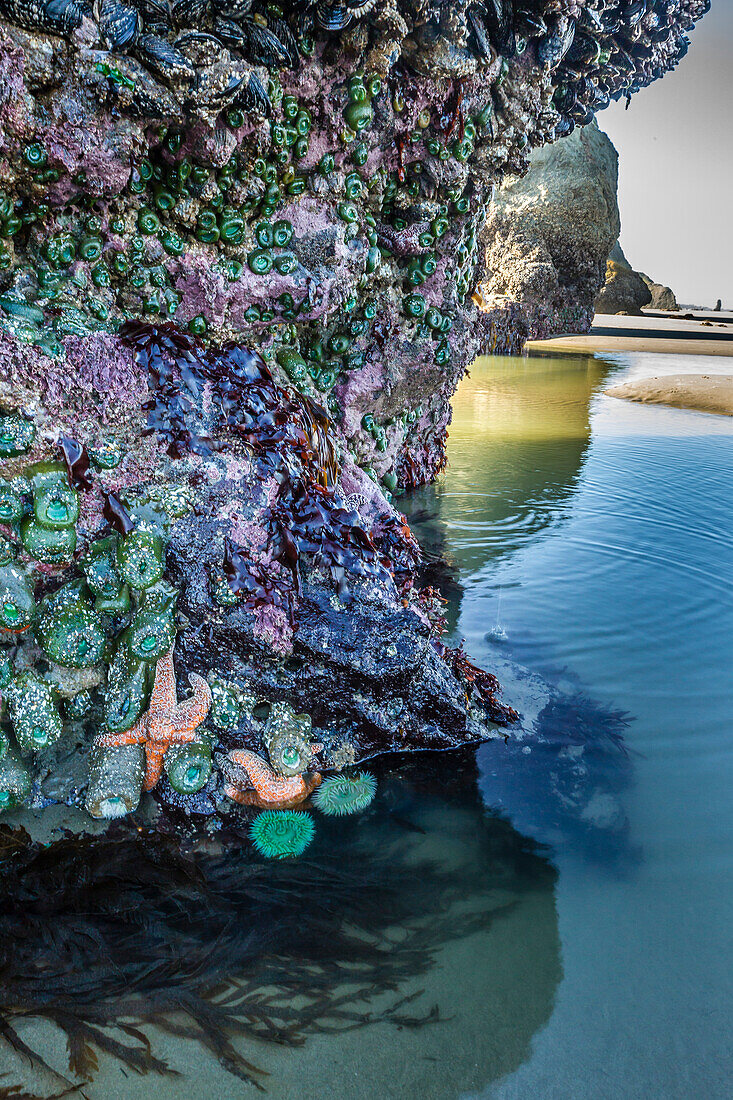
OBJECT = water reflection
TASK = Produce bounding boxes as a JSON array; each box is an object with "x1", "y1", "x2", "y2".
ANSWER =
[
  {"x1": 403, "y1": 354, "x2": 633, "y2": 853},
  {"x1": 0, "y1": 754, "x2": 561, "y2": 1099},
  {"x1": 403, "y1": 355, "x2": 615, "y2": 600}
]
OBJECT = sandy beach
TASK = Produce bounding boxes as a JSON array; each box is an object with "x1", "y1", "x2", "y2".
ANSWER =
[
  {"x1": 605, "y1": 373, "x2": 733, "y2": 416},
  {"x1": 526, "y1": 311, "x2": 733, "y2": 416},
  {"x1": 528, "y1": 311, "x2": 733, "y2": 358}
]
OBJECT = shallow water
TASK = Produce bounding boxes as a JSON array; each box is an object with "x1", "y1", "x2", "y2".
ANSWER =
[
  {"x1": 1, "y1": 350, "x2": 732, "y2": 1099},
  {"x1": 403, "y1": 350, "x2": 733, "y2": 1100}
]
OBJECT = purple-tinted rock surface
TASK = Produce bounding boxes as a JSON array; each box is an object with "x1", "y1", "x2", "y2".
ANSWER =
[{"x1": 0, "y1": 0, "x2": 709, "y2": 824}]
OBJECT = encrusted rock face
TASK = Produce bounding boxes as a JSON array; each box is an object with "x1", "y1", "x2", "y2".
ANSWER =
[
  {"x1": 0, "y1": 322, "x2": 517, "y2": 823},
  {"x1": 478, "y1": 119, "x2": 620, "y2": 336},
  {"x1": 0, "y1": 1, "x2": 710, "y2": 824},
  {"x1": 0, "y1": 0, "x2": 711, "y2": 491}
]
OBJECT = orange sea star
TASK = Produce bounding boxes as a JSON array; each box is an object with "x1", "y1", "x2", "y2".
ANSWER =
[
  {"x1": 96, "y1": 649, "x2": 212, "y2": 792},
  {"x1": 224, "y1": 747, "x2": 323, "y2": 809}
]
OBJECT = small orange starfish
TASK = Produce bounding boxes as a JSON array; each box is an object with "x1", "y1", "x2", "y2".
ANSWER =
[
  {"x1": 96, "y1": 649, "x2": 212, "y2": 792},
  {"x1": 224, "y1": 747, "x2": 322, "y2": 809}
]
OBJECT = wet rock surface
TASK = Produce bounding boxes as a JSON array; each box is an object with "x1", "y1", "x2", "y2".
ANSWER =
[{"x1": 0, "y1": 0, "x2": 711, "y2": 826}]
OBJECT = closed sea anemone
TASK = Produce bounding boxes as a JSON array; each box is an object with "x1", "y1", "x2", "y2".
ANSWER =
[
  {"x1": 313, "y1": 771, "x2": 377, "y2": 816},
  {"x1": 249, "y1": 809, "x2": 314, "y2": 859}
]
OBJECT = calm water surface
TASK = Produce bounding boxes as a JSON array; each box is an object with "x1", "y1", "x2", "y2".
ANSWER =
[
  {"x1": 403, "y1": 350, "x2": 733, "y2": 1100},
  {"x1": 2, "y1": 350, "x2": 732, "y2": 1099}
]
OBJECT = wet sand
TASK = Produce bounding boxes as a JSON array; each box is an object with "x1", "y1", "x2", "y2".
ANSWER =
[
  {"x1": 605, "y1": 373, "x2": 733, "y2": 416},
  {"x1": 528, "y1": 312, "x2": 733, "y2": 358}
]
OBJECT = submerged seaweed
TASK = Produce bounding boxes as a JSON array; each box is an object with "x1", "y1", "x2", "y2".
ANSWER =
[{"x1": 0, "y1": 753, "x2": 555, "y2": 1093}]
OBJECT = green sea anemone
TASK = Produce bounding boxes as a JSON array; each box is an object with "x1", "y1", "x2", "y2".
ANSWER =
[
  {"x1": 0, "y1": 564, "x2": 35, "y2": 634},
  {"x1": 20, "y1": 516, "x2": 76, "y2": 563},
  {"x1": 126, "y1": 607, "x2": 175, "y2": 662},
  {"x1": 117, "y1": 529, "x2": 164, "y2": 589},
  {"x1": 85, "y1": 742, "x2": 144, "y2": 819},
  {"x1": 0, "y1": 410, "x2": 35, "y2": 457},
  {"x1": 104, "y1": 645, "x2": 152, "y2": 733},
  {"x1": 0, "y1": 748, "x2": 31, "y2": 812},
  {"x1": 6, "y1": 671, "x2": 63, "y2": 753},
  {"x1": 27, "y1": 461, "x2": 79, "y2": 529},
  {"x1": 164, "y1": 738, "x2": 212, "y2": 794},
  {"x1": 249, "y1": 810, "x2": 315, "y2": 860},
  {"x1": 313, "y1": 771, "x2": 377, "y2": 816}
]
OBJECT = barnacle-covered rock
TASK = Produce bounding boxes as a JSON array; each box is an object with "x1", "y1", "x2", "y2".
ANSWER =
[
  {"x1": 0, "y1": 0, "x2": 710, "y2": 833},
  {"x1": 6, "y1": 671, "x2": 63, "y2": 753}
]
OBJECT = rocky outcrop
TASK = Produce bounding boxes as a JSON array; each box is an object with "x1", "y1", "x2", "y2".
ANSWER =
[
  {"x1": 0, "y1": 0, "x2": 710, "y2": 827},
  {"x1": 596, "y1": 242, "x2": 678, "y2": 315},
  {"x1": 640, "y1": 275, "x2": 678, "y2": 311},
  {"x1": 595, "y1": 259, "x2": 652, "y2": 315},
  {"x1": 0, "y1": 1, "x2": 710, "y2": 492},
  {"x1": 479, "y1": 120, "x2": 620, "y2": 336}
]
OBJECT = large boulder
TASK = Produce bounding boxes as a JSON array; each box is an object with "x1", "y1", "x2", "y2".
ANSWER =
[{"x1": 479, "y1": 121, "x2": 621, "y2": 337}]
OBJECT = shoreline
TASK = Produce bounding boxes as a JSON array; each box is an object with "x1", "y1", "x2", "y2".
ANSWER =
[{"x1": 527, "y1": 311, "x2": 733, "y2": 358}]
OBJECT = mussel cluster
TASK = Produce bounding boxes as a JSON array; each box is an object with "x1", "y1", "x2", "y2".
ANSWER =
[{"x1": 0, "y1": 0, "x2": 711, "y2": 127}]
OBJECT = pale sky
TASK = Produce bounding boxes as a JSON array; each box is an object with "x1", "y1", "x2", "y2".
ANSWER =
[{"x1": 600, "y1": 1, "x2": 732, "y2": 308}]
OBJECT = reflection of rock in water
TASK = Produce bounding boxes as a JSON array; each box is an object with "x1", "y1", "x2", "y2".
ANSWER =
[
  {"x1": 0, "y1": 753, "x2": 560, "y2": 1099},
  {"x1": 403, "y1": 354, "x2": 615, "y2": 634},
  {"x1": 478, "y1": 646, "x2": 633, "y2": 862},
  {"x1": 402, "y1": 357, "x2": 633, "y2": 857}
]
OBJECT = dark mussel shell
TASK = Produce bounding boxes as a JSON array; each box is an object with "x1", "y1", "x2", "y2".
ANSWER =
[
  {"x1": 314, "y1": 1, "x2": 352, "y2": 31},
  {"x1": 136, "y1": 31, "x2": 196, "y2": 80},
  {"x1": 98, "y1": 0, "x2": 141, "y2": 49},
  {"x1": 538, "y1": 16, "x2": 575, "y2": 68}
]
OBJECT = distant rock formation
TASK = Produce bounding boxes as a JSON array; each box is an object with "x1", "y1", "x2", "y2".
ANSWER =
[
  {"x1": 640, "y1": 276, "x2": 678, "y2": 312},
  {"x1": 480, "y1": 121, "x2": 621, "y2": 337},
  {"x1": 596, "y1": 242, "x2": 678, "y2": 315}
]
